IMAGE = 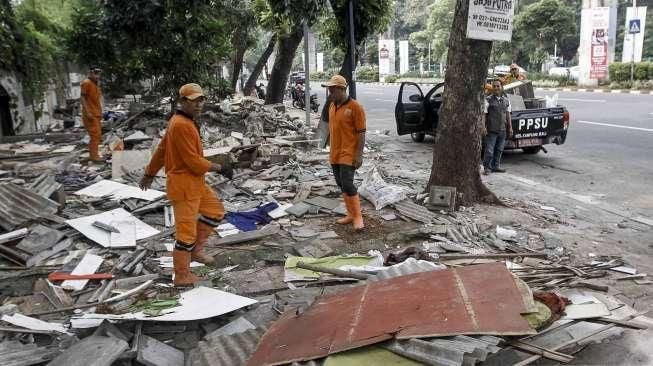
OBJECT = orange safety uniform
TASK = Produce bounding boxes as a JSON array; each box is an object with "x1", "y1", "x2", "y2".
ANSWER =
[
  {"x1": 144, "y1": 110, "x2": 225, "y2": 249},
  {"x1": 80, "y1": 78, "x2": 103, "y2": 160},
  {"x1": 328, "y1": 97, "x2": 366, "y2": 165},
  {"x1": 500, "y1": 73, "x2": 526, "y2": 85}
]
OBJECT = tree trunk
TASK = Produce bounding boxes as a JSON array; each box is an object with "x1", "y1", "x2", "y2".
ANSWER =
[
  {"x1": 243, "y1": 34, "x2": 277, "y2": 96},
  {"x1": 427, "y1": 0, "x2": 500, "y2": 205},
  {"x1": 265, "y1": 25, "x2": 303, "y2": 104},
  {"x1": 230, "y1": 45, "x2": 247, "y2": 92},
  {"x1": 339, "y1": 45, "x2": 358, "y2": 85}
]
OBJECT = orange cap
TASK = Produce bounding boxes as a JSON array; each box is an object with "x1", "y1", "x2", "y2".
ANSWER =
[
  {"x1": 321, "y1": 75, "x2": 348, "y2": 88},
  {"x1": 179, "y1": 83, "x2": 205, "y2": 100}
]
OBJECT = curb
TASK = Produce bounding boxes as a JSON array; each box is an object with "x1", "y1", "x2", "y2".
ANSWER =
[
  {"x1": 534, "y1": 87, "x2": 652, "y2": 95},
  {"x1": 356, "y1": 82, "x2": 653, "y2": 95}
]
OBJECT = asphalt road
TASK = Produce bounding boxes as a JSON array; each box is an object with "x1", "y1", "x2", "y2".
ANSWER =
[{"x1": 310, "y1": 83, "x2": 653, "y2": 220}]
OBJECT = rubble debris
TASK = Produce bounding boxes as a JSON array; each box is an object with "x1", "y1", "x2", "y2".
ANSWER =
[
  {"x1": 137, "y1": 334, "x2": 184, "y2": 366},
  {"x1": 1, "y1": 312, "x2": 69, "y2": 334},
  {"x1": 428, "y1": 185, "x2": 457, "y2": 210},
  {"x1": 75, "y1": 179, "x2": 165, "y2": 201},
  {"x1": 284, "y1": 253, "x2": 383, "y2": 282},
  {"x1": 0, "y1": 340, "x2": 60, "y2": 366},
  {"x1": 48, "y1": 335, "x2": 129, "y2": 366},
  {"x1": 59, "y1": 252, "x2": 104, "y2": 291}
]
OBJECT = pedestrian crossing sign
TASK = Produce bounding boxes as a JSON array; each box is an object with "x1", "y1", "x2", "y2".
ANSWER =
[{"x1": 629, "y1": 19, "x2": 641, "y2": 34}]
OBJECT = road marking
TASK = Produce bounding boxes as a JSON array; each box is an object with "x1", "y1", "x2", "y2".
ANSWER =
[
  {"x1": 557, "y1": 98, "x2": 606, "y2": 103},
  {"x1": 362, "y1": 91, "x2": 384, "y2": 95},
  {"x1": 576, "y1": 120, "x2": 653, "y2": 132},
  {"x1": 375, "y1": 98, "x2": 395, "y2": 102}
]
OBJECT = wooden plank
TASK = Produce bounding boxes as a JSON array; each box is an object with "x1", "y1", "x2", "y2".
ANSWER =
[
  {"x1": 592, "y1": 317, "x2": 649, "y2": 330},
  {"x1": 61, "y1": 253, "x2": 104, "y2": 291},
  {"x1": 510, "y1": 340, "x2": 574, "y2": 363}
]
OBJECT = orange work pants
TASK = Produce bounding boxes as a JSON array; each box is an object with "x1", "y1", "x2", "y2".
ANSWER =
[
  {"x1": 171, "y1": 184, "x2": 225, "y2": 247},
  {"x1": 82, "y1": 115, "x2": 102, "y2": 160}
]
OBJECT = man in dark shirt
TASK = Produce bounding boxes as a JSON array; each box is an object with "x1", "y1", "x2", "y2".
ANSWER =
[{"x1": 483, "y1": 80, "x2": 513, "y2": 175}]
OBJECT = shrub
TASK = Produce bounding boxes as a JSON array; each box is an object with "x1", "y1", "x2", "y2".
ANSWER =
[
  {"x1": 310, "y1": 71, "x2": 327, "y2": 81},
  {"x1": 356, "y1": 65, "x2": 379, "y2": 82},
  {"x1": 609, "y1": 62, "x2": 652, "y2": 82},
  {"x1": 384, "y1": 74, "x2": 398, "y2": 83}
]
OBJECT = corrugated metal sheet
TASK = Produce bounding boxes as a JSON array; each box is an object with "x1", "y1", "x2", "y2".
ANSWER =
[
  {"x1": 197, "y1": 328, "x2": 265, "y2": 366},
  {"x1": 393, "y1": 200, "x2": 443, "y2": 224},
  {"x1": 247, "y1": 263, "x2": 534, "y2": 366},
  {"x1": 27, "y1": 173, "x2": 61, "y2": 199},
  {"x1": 382, "y1": 335, "x2": 503, "y2": 366},
  {"x1": 368, "y1": 258, "x2": 445, "y2": 282},
  {"x1": 0, "y1": 183, "x2": 60, "y2": 231}
]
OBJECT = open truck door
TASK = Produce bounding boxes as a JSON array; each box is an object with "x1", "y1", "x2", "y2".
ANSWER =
[{"x1": 395, "y1": 82, "x2": 425, "y2": 138}]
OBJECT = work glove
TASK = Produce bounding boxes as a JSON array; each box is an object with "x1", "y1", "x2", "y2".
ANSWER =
[{"x1": 219, "y1": 164, "x2": 234, "y2": 180}]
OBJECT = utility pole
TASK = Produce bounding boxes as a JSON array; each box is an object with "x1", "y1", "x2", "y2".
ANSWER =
[
  {"x1": 303, "y1": 21, "x2": 311, "y2": 126},
  {"x1": 348, "y1": 0, "x2": 357, "y2": 98},
  {"x1": 630, "y1": 0, "x2": 637, "y2": 82}
]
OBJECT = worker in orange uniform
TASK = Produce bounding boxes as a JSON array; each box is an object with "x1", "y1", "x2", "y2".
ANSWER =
[
  {"x1": 321, "y1": 75, "x2": 366, "y2": 230},
  {"x1": 500, "y1": 63, "x2": 526, "y2": 85},
  {"x1": 80, "y1": 67, "x2": 103, "y2": 162},
  {"x1": 139, "y1": 83, "x2": 233, "y2": 287}
]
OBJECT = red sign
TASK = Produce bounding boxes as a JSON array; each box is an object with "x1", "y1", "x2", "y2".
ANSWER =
[{"x1": 590, "y1": 28, "x2": 608, "y2": 79}]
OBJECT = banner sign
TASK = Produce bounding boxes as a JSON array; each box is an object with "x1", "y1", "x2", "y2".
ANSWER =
[
  {"x1": 466, "y1": 0, "x2": 515, "y2": 42},
  {"x1": 590, "y1": 7, "x2": 610, "y2": 79}
]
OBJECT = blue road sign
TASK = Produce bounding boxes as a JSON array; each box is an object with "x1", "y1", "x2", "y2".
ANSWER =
[{"x1": 629, "y1": 19, "x2": 641, "y2": 34}]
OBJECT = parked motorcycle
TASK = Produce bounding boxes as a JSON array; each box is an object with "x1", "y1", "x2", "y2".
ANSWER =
[
  {"x1": 255, "y1": 83, "x2": 266, "y2": 100},
  {"x1": 291, "y1": 84, "x2": 319, "y2": 112}
]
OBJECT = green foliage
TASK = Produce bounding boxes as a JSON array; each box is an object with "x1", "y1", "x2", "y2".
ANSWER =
[
  {"x1": 408, "y1": 0, "x2": 455, "y2": 62},
  {"x1": 68, "y1": 0, "x2": 232, "y2": 98},
  {"x1": 356, "y1": 65, "x2": 378, "y2": 82},
  {"x1": 512, "y1": 0, "x2": 577, "y2": 70},
  {"x1": 1, "y1": 0, "x2": 70, "y2": 103},
  {"x1": 322, "y1": 0, "x2": 393, "y2": 55},
  {"x1": 384, "y1": 74, "x2": 398, "y2": 83},
  {"x1": 609, "y1": 62, "x2": 653, "y2": 82}
]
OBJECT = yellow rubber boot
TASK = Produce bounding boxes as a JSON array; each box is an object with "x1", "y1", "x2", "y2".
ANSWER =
[
  {"x1": 349, "y1": 194, "x2": 364, "y2": 230},
  {"x1": 336, "y1": 194, "x2": 354, "y2": 225}
]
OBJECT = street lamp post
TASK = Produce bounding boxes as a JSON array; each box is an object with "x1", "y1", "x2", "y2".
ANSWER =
[{"x1": 348, "y1": 0, "x2": 357, "y2": 99}]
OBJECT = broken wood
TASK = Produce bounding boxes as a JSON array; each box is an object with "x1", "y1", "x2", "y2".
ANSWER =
[
  {"x1": 295, "y1": 262, "x2": 370, "y2": 280},
  {"x1": 510, "y1": 340, "x2": 573, "y2": 363},
  {"x1": 592, "y1": 317, "x2": 649, "y2": 330}
]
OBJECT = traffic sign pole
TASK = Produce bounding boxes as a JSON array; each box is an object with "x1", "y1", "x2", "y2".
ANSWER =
[{"x1": 630, "y1": 0, "x2": 637, "y2": 82}]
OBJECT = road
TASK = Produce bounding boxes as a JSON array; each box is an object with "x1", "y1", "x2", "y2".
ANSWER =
[{"x1": 311, "y1": 83, "x2": 653, "y2": 221}]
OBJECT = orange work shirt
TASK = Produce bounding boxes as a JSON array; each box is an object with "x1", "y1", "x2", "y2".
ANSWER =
[
  {"x1": 145, "y1": 111, "x2": 212, "y2": 200},
  {"x1": 328, "y1": 98, "x2": 366, "y2": 165},
  {"x1": 80, "y1": 78, "x2": 102, "y2": 118}
]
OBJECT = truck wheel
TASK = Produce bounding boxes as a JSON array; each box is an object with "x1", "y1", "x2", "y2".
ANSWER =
[
  {"x1": 523, "y1": 146, "x2": 541, "y2": 154},
  {"x1": 411, "y1": 132, "x2": 426, "y2": 142}
]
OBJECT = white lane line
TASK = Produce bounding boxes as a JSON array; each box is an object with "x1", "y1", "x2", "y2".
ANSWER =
[
  {"x1": 557, "y1": 98, "x2": 606, "y2": 103},
  {"x1": 362, "y1": 91, "x2": 384, "y2": 95},
  {"x1": 375, "y1": 98, "x2": 395, "y2": 102},
  {"x1": 576, "y1": 120, "x2": 653, "y2": 132}
]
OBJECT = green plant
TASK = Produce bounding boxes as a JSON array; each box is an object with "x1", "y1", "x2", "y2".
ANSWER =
[
  {"x1": 384, "y1": 74, "x2": 398, "y2": 83},
  {"x1": 356, "y1": 65, "x2": 379, "y2": 82}
]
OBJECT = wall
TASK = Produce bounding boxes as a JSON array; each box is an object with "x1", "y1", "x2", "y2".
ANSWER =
[{"x1": 0, "y1": 71, "x2": 37, "y2": 136}]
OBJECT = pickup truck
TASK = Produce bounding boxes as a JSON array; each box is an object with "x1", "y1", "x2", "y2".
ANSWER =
[{"x1": 394, "y1": 81, "x2": 570, "y2": 154}]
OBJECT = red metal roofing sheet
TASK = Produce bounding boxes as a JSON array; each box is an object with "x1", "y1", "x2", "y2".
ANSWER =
[{"x1": 247, "y1": 262, "x2": 534, "y2": 366}]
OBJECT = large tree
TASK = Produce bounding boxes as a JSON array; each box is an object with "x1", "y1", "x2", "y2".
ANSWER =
[
  {"x1": 427, "y1": 0, "x2": 498, "y2": 204},
  {"x1": 263, "y1": 0, "x2": 325, "y2": 104},
  {"x1": 512, "y1": 0, "x2": 577, "y2": 69},
  {"x1": 323, "y1": 0, "x2": 393, "y2": 86},
  {"x1": 69, "y1": 0, "x2": 231, "y2": 98}
]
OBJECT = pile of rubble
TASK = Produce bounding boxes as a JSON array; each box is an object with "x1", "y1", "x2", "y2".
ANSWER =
[{"x1": 0, "y1": 96, "x2": 650, "y2": 366}]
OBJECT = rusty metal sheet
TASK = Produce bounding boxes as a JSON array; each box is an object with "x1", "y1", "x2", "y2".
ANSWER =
[{"x1": 247, "y1": 262, "x2": 534, "y2": 366}]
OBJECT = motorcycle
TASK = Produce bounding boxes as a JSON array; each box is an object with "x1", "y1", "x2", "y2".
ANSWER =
[
  {"x1": 291, "y1": 84, "x2": 320, "y2": 112},
  {"x1": 255, "y1": 83, "x2": 266, "y2": 100}
]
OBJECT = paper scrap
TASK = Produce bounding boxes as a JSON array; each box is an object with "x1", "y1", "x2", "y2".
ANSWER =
[{"x1": 153, "y1": 256, "x2": 204, "y2": 268}]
